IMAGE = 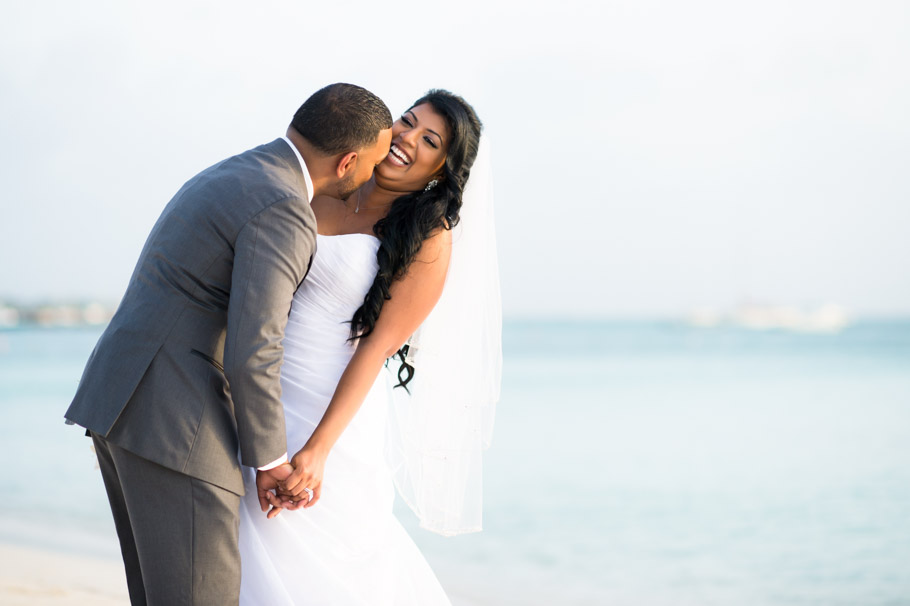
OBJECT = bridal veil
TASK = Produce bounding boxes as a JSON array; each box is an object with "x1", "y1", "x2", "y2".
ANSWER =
[{"x1": 385, "y1": 137, "x2": 502, "y2": 536}]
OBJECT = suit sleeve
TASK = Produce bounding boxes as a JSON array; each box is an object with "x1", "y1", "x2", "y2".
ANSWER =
[{"x1": 224, "y1": 196, "x2": 316, "y2": 469}]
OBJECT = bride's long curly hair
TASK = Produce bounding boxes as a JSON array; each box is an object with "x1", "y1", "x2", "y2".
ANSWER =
[{"x1": 349, "y1": 89, "x2": 483, "y2": 388}]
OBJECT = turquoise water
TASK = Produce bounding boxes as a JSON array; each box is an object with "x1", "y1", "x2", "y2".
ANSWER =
[{"x1": 2, "y1": 321, "x2": 909, "y2": 605}]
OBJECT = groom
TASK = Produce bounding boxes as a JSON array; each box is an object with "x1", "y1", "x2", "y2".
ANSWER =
[{"x1": 65, "y1": 83, "x2": 393, "y2": 605}]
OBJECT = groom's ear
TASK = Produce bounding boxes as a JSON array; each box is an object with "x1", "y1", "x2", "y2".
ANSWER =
[{"x1": 335, "y1": 151, "x2": 358, "y2": 178}]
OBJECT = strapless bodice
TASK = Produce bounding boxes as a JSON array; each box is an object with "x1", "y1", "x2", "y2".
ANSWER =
[
  {"x1": 288, "y1": 233, "x2": 379, "y2": 333},
  {"x1": 280, "y1": 233, "x2": 380, "y2": 430}
]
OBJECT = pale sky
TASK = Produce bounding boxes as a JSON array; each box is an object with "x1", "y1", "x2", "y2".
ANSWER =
[{"x1": 1, "y1": 0, "x2": 908, "y2": 317}]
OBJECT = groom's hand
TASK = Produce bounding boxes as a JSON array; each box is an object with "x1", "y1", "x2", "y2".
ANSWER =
[{"x1": 256, "y1": 463, "x2": 294, "y2": 519}]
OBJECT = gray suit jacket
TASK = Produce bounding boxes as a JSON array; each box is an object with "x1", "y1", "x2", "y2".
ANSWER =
[{"x1": 65, "y1": 138, "x2": 316, "y2": 495}]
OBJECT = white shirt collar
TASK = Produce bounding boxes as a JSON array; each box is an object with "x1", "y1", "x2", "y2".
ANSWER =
[{"x1": 281, "y1": 136, "x2": 315, "y2": 204}]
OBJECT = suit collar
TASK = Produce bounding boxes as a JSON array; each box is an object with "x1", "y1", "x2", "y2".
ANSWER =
[
  {"x1": 265, "y1": 138, "x2": 313, "y2": 203},
  {"x1": 279, "y1": 136, "x2": 315, "y2": 204}
]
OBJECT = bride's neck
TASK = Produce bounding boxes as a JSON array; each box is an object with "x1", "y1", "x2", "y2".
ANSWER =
[{"x1": 355, "y1": 178, "x2": 412, "y2": 212}]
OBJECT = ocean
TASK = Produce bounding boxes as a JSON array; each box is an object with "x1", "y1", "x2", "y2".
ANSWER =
[{"x1": 1, "y1": 320, "x2": 909, "y2": 605}]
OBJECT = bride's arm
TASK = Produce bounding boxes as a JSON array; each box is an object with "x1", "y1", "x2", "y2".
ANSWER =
[{"x1": 277, "y1": 228, "x2": 452, "y2": 511}]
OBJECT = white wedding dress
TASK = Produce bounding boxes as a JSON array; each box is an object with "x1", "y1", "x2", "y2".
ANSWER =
[{"x1": 237, "y1": 233, "x2": 451, "y2": 605}]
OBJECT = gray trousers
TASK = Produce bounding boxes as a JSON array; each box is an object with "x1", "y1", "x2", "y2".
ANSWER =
[{"x1": 91, "y1": 433, "x2": 241, "y2": 605}]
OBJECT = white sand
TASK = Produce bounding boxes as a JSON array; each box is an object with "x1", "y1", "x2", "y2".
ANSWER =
[
  {"x1": 0, "y1": 543, "x2": 128, "y2": 605},
  {"x1": 0, "y1": 542, "x2": 489, "y2": 605}
]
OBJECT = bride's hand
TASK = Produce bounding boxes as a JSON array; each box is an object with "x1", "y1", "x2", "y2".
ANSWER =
[{"x1": 280, "y1": 444, "x2": 327, "y2": 509}]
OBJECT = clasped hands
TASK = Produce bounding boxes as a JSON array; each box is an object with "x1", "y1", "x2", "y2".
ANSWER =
[{"x1": 255, "y1": 445, "x2": 326, "y2": 520}]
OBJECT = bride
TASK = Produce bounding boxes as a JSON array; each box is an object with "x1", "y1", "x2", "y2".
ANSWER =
[{"x1": 237, "y1": 90, "x2": 501, "y2": 605}]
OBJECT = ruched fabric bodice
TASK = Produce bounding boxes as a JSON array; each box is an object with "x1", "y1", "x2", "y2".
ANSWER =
[
  {"x1": 289, "y1": 234, "x2": 378, "y2": 337},
  {"x1": 279, "y1": 233, "x2": 379, "y2": 441}
]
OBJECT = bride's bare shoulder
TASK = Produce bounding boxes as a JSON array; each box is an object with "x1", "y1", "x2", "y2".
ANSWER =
[{"x1": 414, "y1": 226, "x2": 452, "y2": 266}]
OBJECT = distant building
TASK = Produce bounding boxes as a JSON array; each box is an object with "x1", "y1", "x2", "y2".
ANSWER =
[{"x1": 0, "y1": 301, "x2": 116, "y2": 328}]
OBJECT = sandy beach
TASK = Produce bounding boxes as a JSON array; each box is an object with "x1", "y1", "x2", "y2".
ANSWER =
[
  {"x1": 0, "y1": 542, "x2": 488, "y2": 606},
  {"x1": 0, "y1": 543, "x2": 128, "y2": 606}
]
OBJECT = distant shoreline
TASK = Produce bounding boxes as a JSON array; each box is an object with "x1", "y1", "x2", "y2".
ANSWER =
[
  {"x1": 4, "y1": 312, "x2": 910, "y2": 330},
  {"x1": 3, "y1": 298, "x2": 910, "y2": 331},
  {"x1": 0, "y1": 302, "x2": 116, "y2": 329}
]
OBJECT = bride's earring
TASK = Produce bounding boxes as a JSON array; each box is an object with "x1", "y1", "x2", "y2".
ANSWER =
[{"x1": 424, "y1": 179, "x2": 438, "y2": 192}]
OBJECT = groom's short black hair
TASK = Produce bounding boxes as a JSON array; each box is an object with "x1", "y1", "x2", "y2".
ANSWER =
[{"x1": 291, "y1": 83, "x2": 392, "y2": 155}]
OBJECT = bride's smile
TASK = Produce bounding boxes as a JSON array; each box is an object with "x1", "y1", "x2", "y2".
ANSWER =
[
  {"x1": 388, "y1": 143, "x2": 411, "y2": 165},
  {"x1": 376, "y1": 102, "x2": 449, "y2": 191}
]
